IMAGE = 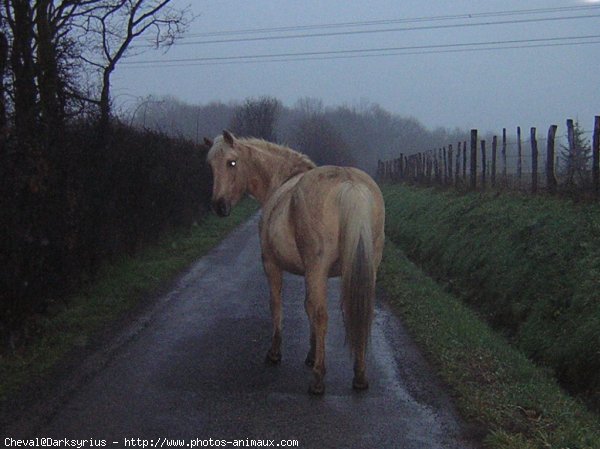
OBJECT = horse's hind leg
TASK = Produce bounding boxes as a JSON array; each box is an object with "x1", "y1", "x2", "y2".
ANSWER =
[
  {"x1": 304, "y1": 269, "x2": 328, "y2": 395},
  {"x1": 353, "y1": 345, "x2": 369, "y2": 390},
  {"x1": 263, "y1": 258, "x2": 283, "y2": 364},
  {"x1": 304, "y1": 301, "x2": 316, "y2": 367}
]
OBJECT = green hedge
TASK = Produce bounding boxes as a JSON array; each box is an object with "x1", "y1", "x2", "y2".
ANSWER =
[
  {"x1": 0, "y1": 122, "x2": 212, "y2": 340},
  {"x1": 383, "y1": 185, "x2": 600, "y2": 402}
]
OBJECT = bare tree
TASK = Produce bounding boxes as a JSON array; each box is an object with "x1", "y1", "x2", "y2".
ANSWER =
[
  {"x1": 1, "y1": 1, "x2": 106, "y2": 141},
  {"x1": 76, "y1": 0, "x2": 191, "y2": 137},
  {"x1": 230, "y1": 96, "x2": 282, "y2": 141},
  {"x1": 4, "y1": 0, "x2": 38, "y2": 144},
  {"x1": 295, "y1": 97, "x2": 323, "y2": 117},
  {"x1": 33, "y1": 0, "x2": 73, "y2": 144},
  {"x1": 0, "y1": 29, "x2": 8, "y2": 138},
  {"x1": 291, "y1": 114, "x2": 355, "y2": 167}
]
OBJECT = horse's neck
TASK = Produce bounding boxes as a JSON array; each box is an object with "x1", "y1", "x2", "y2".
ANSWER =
[{"x1": 245, "y1": 148, "x2": 304, "y2": 205}]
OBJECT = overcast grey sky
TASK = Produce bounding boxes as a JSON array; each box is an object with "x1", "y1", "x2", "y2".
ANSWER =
[{"x1": 113, "y1": 0, "x2": 600, "y2": 135}]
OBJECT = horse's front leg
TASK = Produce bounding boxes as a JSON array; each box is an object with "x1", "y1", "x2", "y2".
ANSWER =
[
  {"x1": 304, "y1": 269, "x2": 328, "y2": 395},
  {"x1": 263, "y1": 257, "x2": 283, "y2": 364}
]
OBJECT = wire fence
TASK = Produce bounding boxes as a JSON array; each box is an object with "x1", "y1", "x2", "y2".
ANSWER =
[{"x1": 377, "y1": 116, "x2": 600, "y2": 198}]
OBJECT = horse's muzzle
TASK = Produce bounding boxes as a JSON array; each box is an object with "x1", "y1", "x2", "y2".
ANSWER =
[{"x1": 212, "y1": 198, "x2": 231, "y2": 217}]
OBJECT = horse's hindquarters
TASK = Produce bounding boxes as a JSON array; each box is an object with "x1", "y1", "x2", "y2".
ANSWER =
[{"x1": 260, "y1": 178, "x2": 306, "y2": 276}]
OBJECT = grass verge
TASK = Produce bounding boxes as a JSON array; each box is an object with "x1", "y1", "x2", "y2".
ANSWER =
[
  {"x1": 381, "y1": 184, "x2": 600, "y2": 403},
  {"x1": 0, "y1": 199, "x2": 258, "y2": 402},
  {"x1": 381, "y1": 236, "x2": 600, "y2": 448}
]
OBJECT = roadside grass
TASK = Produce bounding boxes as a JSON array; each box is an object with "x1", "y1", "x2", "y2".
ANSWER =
[
  {"x1": 381, "y1": 184, "x2": 600, "y2": 404},
  {"x1": 380, "y1": 240, "x2": 600, "y2": 449},
  {"x1": 0, "y1": 199, "x2": 258, "y2": 402}
]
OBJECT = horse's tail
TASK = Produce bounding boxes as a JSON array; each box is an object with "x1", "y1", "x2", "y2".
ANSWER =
[{"x1": 337, "y1": 182, "x2": 376, "y2": 357}]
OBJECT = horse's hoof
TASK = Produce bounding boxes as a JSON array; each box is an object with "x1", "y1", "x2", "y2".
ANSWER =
[
  {"x1": 304, "y1": 355, "x2": 315, "y2": 367},
  {"x1": 352, "y1": 377, "x2": 369, "y2": 391},
  {"x1": 265, "y1": 350, "x2": 281, "y2": 364},
  {"x1": 308, "y1": 381, "x2": 325, "y2": 395}
]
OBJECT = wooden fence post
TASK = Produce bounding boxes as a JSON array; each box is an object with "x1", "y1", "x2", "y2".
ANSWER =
[
  {"x1": 517, "y1": 126, "x2": 522, "y2": 185},
  {"x1": 566, "y1": 118, "x2": 576, "y2": 186},
  {"x1": 416, "y1": 154, "x2": 421, "y2": 183},
  {"x1": 502, "y1": 128, "x2": 507, "y2": 186},
  {"x1": 433, "y1": 150, "x2": 440, "y2": 184},
  {"x1": 470, "y1": 130, "x2": 478, "y2": 190},
  {"x1": 593, "y1": 116, "x2": 600, "y2": 198},
  {"x1": 438, "y1": 148, "x2": 446, "y2": 185},
  {"x1": 399, "y1": 157, "x2": 404, "y2": 182},
  {"x1": 425, "y1": 152, "x2": 431, "y2": 185},
  {"x1": 481, "y1": 140, "x2": 487, "y2": 189},
  {"x1": 455, "y1": 143, "x2": 461, "y2": 187},
  {"x1": 567, "y1": 119, "x2": 575, "y2": 153},
  {"x1": 399, "y1": 153, "x2": 404, "y2": 180},
  {"x1": 531, "y1": 127, "x2": 538, "y2": 193},
  {"x1": 491, "y1": 135, "x2": 497, "y2": 187},
  {"x1": 429, "y1": 151, "x2": 434, "y2": 185},
  {"x1": 448, "y1": 144, "x2": 453, "y2": 186},
  {"x1": 440, "y1": 147, "x2": 448, "y2": 185},
  {"x1": 547, "y1": 125, "x2": 558, "y2": 194},
  {"x1": 462, "y1": 140, "x2": 467, "y2": 182},
  {"x1": 415, "y1": 154, "x2": 419, "y2": 182}
]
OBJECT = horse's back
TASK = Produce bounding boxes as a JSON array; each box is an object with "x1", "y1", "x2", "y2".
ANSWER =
[
  {"x1": 299, "y1": 165, "x2": 382, "y2": 198},
  {"x1": 295, "y1": 166, "x2": 384, "y2": 227},
  {"x1": 261, "y1": 166, "x2": 384, "y2": 277}
]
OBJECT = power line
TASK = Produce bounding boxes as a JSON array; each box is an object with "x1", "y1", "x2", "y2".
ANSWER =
[
  {"x1": 167, "y1": 13, "x2": 600, "y2": 47},
  {"x1": 181, "y1": 4, "x2": 600, "y2": 39},
  {"x1": 122, "y1": 34, "x2": 600, "y2": 68},
  {"x1": 122, "y1": 39, "x2": 600, "y2": 69}
]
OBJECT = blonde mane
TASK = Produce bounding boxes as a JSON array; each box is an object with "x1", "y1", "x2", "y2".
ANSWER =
[
  {"x1": 239, "y1": 137, "x2": 316, "y2": 174},
  {"x1": 233, "y1": 137, "x2": 316, "y2": 193}
]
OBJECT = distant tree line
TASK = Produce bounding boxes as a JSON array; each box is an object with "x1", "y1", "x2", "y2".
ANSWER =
[
  {"x1": 0, "y1": 2, "x2": 206, "y2": 349},
  {"x1": 131, "y1": 95, "x2": 468, "y2": 175}
]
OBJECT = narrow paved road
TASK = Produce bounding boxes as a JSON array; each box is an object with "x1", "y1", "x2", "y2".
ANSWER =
[{"x1": 5, "y1": 215, "x2": 478, "y2": 448}]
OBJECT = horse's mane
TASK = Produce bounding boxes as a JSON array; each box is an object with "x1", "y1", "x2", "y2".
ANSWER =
[{"x1": 239, "y1": 137, "x2": 316, "y2": 179}]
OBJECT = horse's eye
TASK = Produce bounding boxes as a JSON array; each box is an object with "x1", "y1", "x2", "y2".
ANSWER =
[{"x1": 228, "y1": 160, "x2": 237, "y2": 168}]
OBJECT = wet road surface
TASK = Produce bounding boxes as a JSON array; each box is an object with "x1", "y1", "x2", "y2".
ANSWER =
[{"x1": 4, "y1": 214, "x2": 479, "y2": 448}]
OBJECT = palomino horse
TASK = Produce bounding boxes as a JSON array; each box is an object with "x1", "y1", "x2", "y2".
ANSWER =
[{"x1": 206, "y1": 130, "x2": 385, "y2": 394}]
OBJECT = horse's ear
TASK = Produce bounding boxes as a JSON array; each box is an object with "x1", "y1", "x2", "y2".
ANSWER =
[
  {"x1": 203, "y1": 137, "x2": 213, "y2": 147},
  {"x1": 223, "y1": 130, "x2": 235, "y2": 146}
]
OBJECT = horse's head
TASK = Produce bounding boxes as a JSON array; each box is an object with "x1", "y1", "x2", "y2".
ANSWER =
[{"x1": 206, "y1": 130, "x2": 247, "y2": 217}]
